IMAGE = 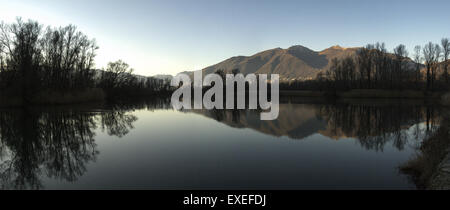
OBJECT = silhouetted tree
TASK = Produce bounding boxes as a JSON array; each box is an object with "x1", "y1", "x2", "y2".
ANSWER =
[
  {"x1": 393, "y1": 44, "x2": 409, "y2": 88},
  {"x1": 413, "y1": 45, "x2": 422, "y2": 85},
  {"x1": 423, "y1": 42, "x2": 439, "y2": 90},
  {"x1": 357, "y1": 47, "x2": 371, "y2": 88},
  {"x1": 0, "y1": 19, "x2": 42, "y2": 102},
  {"x1": 40, "y1": 25, "x2": 98, "y2": 90},
  {"x1": 433, "y1": 45, "x2": 442, "y2": 89},
  {"x1": 441, "y1": 38, "x2": 450, "y2": 84},
  {"x1": 373, "y1": 42, "x2": 387, "y2": 88},
  {"x1": 101, "y1": 60, "x2": 134, "y2": 89}
]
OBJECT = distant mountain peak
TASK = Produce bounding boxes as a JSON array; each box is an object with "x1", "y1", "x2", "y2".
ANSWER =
[
  {"x1": 331, "y1": 45, "x2": 345, "y2": 49},
  {"x1": 288, "y1": 45, "x2": 308, "y2": 49},
  {"x1": 288, "y1": 45, "x2": 314, "y2": 51},
  {"x1": 324, "y1": 45, "x2": 349, "y2": 51}
]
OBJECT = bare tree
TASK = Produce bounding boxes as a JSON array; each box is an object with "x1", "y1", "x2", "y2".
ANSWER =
[
  {"x1": 394, "y1": 44, "x2": 408, "y2": 58},
  {"x1": 432, "y1": 45, "x2": 442, "y2": 88},
  {"x1": 394, "y1": 44, "x2": 408, "y2": 86},
  {"x1": 357, "y1": 47, "x2": 371, "y2": 88},
  {"x1": 2, "y1": 18, "x2": 43, "y2": 101},
  {"x1": 413, "y1": 45, "x2": 422, "y2": 84},
  {"x1": 342, "y1": 57, "x2": 356, "y2": 89},
  {"x1": 100, "y1": 60, "x2": 134, "y2": 90},
  {"x1": 40, "y1": 25, "x2": 98, "y2": 89},
  {"x1": 326, "y1": 57, "x2": 356, "y2": 90},
  {"x1": 0, "y1": 24, "x2": 5, "y2": 74},
  {"x1": 423, "y1": 42, "x2": 438, "y2": 90},
  {"x1": 373, "y1": 42, "x2": 386, "y2": 87},
  {"x1": 442, "y1": 38, "x2": 450, "y2": 84}
]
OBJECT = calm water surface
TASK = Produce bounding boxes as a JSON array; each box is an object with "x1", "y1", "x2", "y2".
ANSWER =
[{"x1": 0, "y1": 98, "x2": 442, "y2": 189}]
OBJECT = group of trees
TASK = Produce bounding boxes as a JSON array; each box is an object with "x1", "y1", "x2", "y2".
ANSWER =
[
  {"x1": 283, "y1": 39, "x2": 450, "y2": 92},
  {"x1": 0, "y1": 19, "x2": 98, "y2": 98},
  {"x1": 324, "y1": 43, "x2": 418, "y2": 90},
  {"x1": 98, "y1": 60, "x2": 172, "y2": 98},
  {"x1": 0, "y1": 18, "x2": 171, "y2": 103}
]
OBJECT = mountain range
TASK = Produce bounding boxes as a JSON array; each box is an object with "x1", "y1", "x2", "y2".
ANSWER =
[
  {"x1": 200, "y1": 45, "x2": 359, "y2": 81},
  {"x1": 170, "y1": 45, "x2": 425, "y2": 82}
]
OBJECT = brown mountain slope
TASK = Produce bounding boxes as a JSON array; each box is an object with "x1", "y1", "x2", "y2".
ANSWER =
[{"x1": 201, "y1": 45, "x2": 360, "y2": 81}]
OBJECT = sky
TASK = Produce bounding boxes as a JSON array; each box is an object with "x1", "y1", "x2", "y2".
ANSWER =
[{"x1": 1, "y1": 0, "x2": 449, "y2": 76}]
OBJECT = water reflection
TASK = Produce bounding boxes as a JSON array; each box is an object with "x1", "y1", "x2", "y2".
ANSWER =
[
  {"x1": 0, "y1": 97, "x2": 174, "y2": 189},
  {"x1": 317, "y1": 103, "x2": 439, "y2": 151},
  {"x1": 0, "y1": 109, "x2": 97, "y2": 189},
  {"x1": 0, "y1": 109, "x2": 133, "y2": 189},
  {"x1": 188, "y1": 99, "x2": 440, "y2": 152},
  {"x1": 0, "y1": 97, "x2": 443, "y2": 189}
]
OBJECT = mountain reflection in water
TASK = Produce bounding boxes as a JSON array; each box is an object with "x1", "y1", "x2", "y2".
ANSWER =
[
  {"x1": 0, "y1": 97, "x2": 442, "y2": 189},
  {"x1": 188, "y1": 99, "x2": 439, "y2": 151}
]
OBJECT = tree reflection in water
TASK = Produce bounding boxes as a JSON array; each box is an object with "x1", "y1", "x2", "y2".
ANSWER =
[
  {"x1": 0, "y1": 97, "x2": 172, "y2": 189},
  {"x1": 0, "y1": 96, "x2": 443, "y2": 190},
  {"x1": 316, "y1": 103, "x2": 440, "y2": 152},
  {"x1": 0, "y1": 106, "x2": 138, "y2": 189},
  {"x1": 191, "y1": 100, "x2": 441, "y2": 152}
]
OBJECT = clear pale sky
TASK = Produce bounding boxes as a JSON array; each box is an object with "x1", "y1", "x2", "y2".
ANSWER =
[{"x1": 1, "y1": 0, "x2": 449, "y2": 76}]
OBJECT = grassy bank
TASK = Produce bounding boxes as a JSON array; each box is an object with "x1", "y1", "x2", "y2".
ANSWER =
[
  {"x1": 0, "y1": 88, "x2": 106, "y2": 107},
  {"x1": 1, "y1": 88, "x2": 446, "y2": 107},
  {"x1": 280, "y1": 90, "x2": 327, "y2": 97},
  {"x1": 337, "y1": 89, "x2": 443, "y2": 99},
  {"x1": 399, "y1": 112, "x2": 450, "y2": 190},
  {"x1": 281, "y1": 89, "x2": 444, "y2": 99}
]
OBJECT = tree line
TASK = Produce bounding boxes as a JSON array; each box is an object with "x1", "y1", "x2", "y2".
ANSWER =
[
  {"x1": 281, "y1": 40, "x2": 450, "y2": 91},
  {"x1": 97, "y1": 60, "x2": 172, "y2": 98},
  {"x1": 0, "y1": 18, "x2": 171, "y2": 104}
]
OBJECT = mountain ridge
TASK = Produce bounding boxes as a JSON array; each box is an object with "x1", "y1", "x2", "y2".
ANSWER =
[
  {"x1": 178, "y1": 45, "x2": 423, "y2": 82},
  {"x1": 195, "y1": 45, "x2": 361, "y2": 81}
]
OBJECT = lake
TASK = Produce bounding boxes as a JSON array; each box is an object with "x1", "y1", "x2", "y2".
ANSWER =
[{"x1": 0, "y1": 97, "x2": 442, "y2": 190}]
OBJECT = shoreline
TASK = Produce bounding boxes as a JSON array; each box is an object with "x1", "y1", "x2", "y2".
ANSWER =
[
  {"x1": 429, "y1": 149, "x2": 450, "y2": 190},
  {"x1": 1, "y1": 89, "x2": 447, "y2": 108},
  {"x1": 0, "y1": 88, "x2": 106, "y2": 108},
  {"x1": 399, "y1": 111, "x2": 450, "y2": 190},
  {"x1": 0, "y1": 89, "x2": 174, "y2": 108},
  {"x1": 280, "y1": 90, "x2": 444, "y2": 99}
]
